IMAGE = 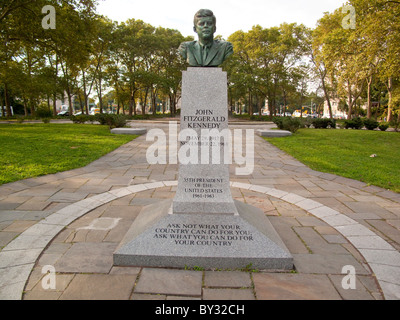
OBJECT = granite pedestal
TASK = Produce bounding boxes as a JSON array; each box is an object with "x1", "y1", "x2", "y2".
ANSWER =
[
  {"x1": 113, "y1": 68, "x2": 293, "y2": 270},
  {"x1": 172, "y1": 68, "x2": 237, "y2": 215}
]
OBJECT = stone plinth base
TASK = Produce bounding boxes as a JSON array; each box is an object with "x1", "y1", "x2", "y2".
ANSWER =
[
  {"x1": 257, "y1": 130, "x2": 292, "y2": 137},
  {"x1": 111, "y1": 128, "x2": 147, "y2": 135},
  {"x1": 113, "y1": 199, "x2": 293, "y2": 270}
]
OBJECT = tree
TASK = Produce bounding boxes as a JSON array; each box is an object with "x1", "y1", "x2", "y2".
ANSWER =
[
  {"x1": 349, "y1": 0, "x2": 400, "y2": 121},
  {"x1": 0, "y1": 0, "x2": 98, "y2": 117},
  {"x1": 226, "y1": 24, "x2": 310, "y2": 117},
  {"x1": 155, "y1": 27, "x2": 189, "y2": 115},
  {"x1": 313, "y1": 9, "x2": 371, "y2": 119}
]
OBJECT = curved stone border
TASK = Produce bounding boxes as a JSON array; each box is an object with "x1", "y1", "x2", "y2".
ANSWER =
[{"x1": 0, "y1": 181, "x2": 399, "y2": 300}]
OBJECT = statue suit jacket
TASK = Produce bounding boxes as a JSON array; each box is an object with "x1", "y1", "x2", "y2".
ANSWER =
[{"x1": 179, "y1": 40, "x2": 233, "y2": 67}]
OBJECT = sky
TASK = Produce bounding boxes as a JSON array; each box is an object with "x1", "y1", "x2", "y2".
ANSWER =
[{"x1": 96, "y1": 0, "x2": 348, "y2": 38}]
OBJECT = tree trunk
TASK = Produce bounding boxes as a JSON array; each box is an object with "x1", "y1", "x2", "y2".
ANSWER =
[
  {"x1": 82, "y1": 70, "x2": 89, "y2": 115},
  {"x1": 142, "y1": 88, "x2": 149, "y2": 115},
  {"x1": 367, "y1": 75, "x2": 372, "y2": 119},
  {"x1": 129, "y1": 93, "x2": 134, "y2": 117},
  {"x1": 47, "y1": 95, "x2": 51, "y2": 113},
  {"x1": 347, "y1": 80, "x2": 353, "y2": 120},
  {"x1": 248, "y1": 90, "x2": 253, "y2": 116},
  {"x1": 52, "y1": 93, "x2": 57, "y2": 116},
  {"x1": 321, "y1": 76, "x2": 333, "y2": 119},
  {"x1": 152, "y1": 87, "x2": 157, "y2": 116},
  {"x1": 387, "y1": 77, "x2": 393, "y2": 122},
  {"x1": 98, "y1": 75, "x2": 103, "y2": 114},
  {"x1": 4, "y1": 83, "x2": 12, "y2": 118},
  {"x1": 0, "y1": 89, "x2": 5, "y2": 117},
  {"x1": 67, "y1": 87, "x2": 73, "y2": 116}
]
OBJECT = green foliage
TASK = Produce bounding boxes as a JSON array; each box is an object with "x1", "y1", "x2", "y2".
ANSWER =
[
  {"x1": 71, "y1": 115, "x2": 93, "y2": 124},
  {"x1": 302, "y1": 117, "x2": 313, "y2": 128},
  {"x1": 249, "y1": 115, "x2": 271, "y2": 121},
  {"x1": 184, "y1": 265, "x2": 205, "y2": 271},
  {"x1": 273, "y1": 117, "x2": 302, "y2": 133},
  {"x1": 389, "y1": 117, "x2": 400, "y2": 132},
  {"x1": 265, "y1": 129, "x2": 400, "y2": 193},
  {"x1": 344, "y1": 118, "x2": 364, "y2": 130},
  {"x1": 94, "y1": 113, "x2": 128, "y2": 128},
  {"x1": 272, "y1": 117, "x2": 285, "y2": 130},
  {"x1": 311, "y1": 118, "x2": 336, "y2": 129},
  {"x1": 363, "y1": 118, "x2": 379, "y2": 131},
  {"x1": 36, "y1": 108, "x2": 53, "y2": 119},
  {"x1": 379, "y1": 122, "x2": 389, "y2": 132}
]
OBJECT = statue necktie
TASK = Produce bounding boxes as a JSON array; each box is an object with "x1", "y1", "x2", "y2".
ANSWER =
[{"x1": 202, "y1": 46, "x2": 208, "y2": 65}]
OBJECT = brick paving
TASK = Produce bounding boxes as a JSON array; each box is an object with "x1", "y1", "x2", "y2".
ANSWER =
[{"x1": 0, "y1": 121, "x2": 399, "y2": 300}]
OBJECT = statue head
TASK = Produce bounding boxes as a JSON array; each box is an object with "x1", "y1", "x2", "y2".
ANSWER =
[{"x1": 193, "y1": 9, "x2": 217, "y2": 41}]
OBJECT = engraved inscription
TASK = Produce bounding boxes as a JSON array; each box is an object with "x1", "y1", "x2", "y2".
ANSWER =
[{"x1": 153, "y1": 223, "x2": 254, "y2": 246}]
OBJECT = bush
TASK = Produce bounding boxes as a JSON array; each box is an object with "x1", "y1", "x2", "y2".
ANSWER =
[
  {"x1": 344, "y1": 117, "x2": 363, "y2": 130},
  {"x1": 36, "y1": 106, "x2": 53, "y2": 118},
  {"x1": 273, "y1": 117, "x2": 285, "y2": 130},
  {"x1": 71, "y1": 114, "x2": 90, "y2": 124},
  {"x1": 112, "y1": 114, "x2": 128, "y2": 128},
  {"x1": 94, "y1": 113, "x2": 109, "y2": 125},
  {"x1": 363, "y1": 118, "x2": 379, "y2": 131},
  {"x1": 273, "y1": 117, "x2": 302, "y2": 133},
  {"x1": 389, "y1": 118, "x2": 400, "y2": 132},
  {"x1": 312, "y1": 118, "x2": 336, "y2": 129},
  {"x1": 379, "y1": 122, "x2": 389, "y2": 132},
  {"x1": 94, "y1": 113, "x2": 127, "y2": 128},
  {"x1": 249, "y1": 115, "x2": 270, "y2": 121},
  {"x1": 302, "y1": 117, "x2": 313, "y2": 128}
]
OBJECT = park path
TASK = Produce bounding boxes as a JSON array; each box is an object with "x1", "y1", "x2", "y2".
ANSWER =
[{"x1": 0, "y1": 121, "x2": 399, "y2": 300}]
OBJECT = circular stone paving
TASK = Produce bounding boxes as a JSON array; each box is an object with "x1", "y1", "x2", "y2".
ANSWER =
[{"x1": 22, "y1": 182, "x2": 384, "y2": 300}]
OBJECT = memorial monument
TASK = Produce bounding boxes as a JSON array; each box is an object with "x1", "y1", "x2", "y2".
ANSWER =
[{"x1": 113, "y1": 9, "x2": 293, "y2": 270}]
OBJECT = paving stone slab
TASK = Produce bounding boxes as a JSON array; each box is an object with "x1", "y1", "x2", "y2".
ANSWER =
[
  {"x1": 0, "y1": 262, "x2": 36, "y2": 300},
  {"x1": 203, "y1": 288, "x2": 255, "y2": 300},
  {"x1": 253, "y1": 273, "x2": 342, "y2": 300},
  {"x1": 59, "y1": 274, "x2": 137, "y2": 300},
  {"x1": 134, "y1": 268, "x2": 203, "y2": 297},
  {"x1": 204, "y1": 271, "x2": 252, "y2": 288},
  {"x1": 54, "y1": 242, "x2": 117, "y2": 273},
  {"x1": 347, "y1": 235, "x2": 396, "y2": 250},
  {"x1": 328, "y1": 274, "x2": 376, "y2": 300},
  {"x1": 293, "y1": 253, "x2": 369, "y2": 275},
  {"x1": 358, "y1": 249, "x2": 400, "y2": 267}
]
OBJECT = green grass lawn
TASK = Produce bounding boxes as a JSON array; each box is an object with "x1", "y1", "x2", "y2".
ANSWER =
[
  {"x1": 0, "y1": 123, "x2": 138, "y2": 185},
  {"x1": 264, "y1": 129, "x2": 400, "y2": 193}
]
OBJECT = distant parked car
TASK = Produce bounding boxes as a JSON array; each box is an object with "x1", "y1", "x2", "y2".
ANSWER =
[{"x1": 58, "y1": 110, "x2": 70, "y2": 116}]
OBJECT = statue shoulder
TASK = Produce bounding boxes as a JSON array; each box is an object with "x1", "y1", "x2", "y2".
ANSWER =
[
  {"x1": 214, "y1": 39, "x2": 232, "y2": 46},
  {"x1": 214, "y1": 40, "x2": 233, "y2": 52},
  {"x1": 179, "y1": 41, "x2": 196, "y2": 50},
  {"x1": 179, "y1": 41, "x2": 195, "y2": 60},
  {"x1": 214, "y1": 40, "x2": 233, "y2": 56}
]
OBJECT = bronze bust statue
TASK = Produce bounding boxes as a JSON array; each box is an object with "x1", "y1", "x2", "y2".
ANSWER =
[{"x1": 179, "y1": 9, "x2": 233, "y2": 67}]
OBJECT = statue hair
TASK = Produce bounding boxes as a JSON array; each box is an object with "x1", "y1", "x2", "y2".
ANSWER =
[{"x1": 193, "y1": 9, "x2": 216, "y2": 26}]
